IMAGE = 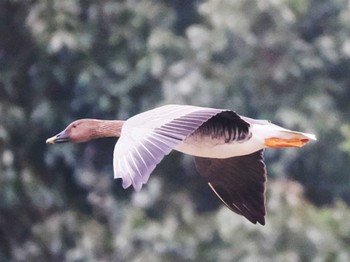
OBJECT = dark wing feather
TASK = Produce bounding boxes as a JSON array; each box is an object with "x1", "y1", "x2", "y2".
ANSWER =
[
  {"x1": 194, "y1": 111, "x2": 251, "y2": 142},
  {"x1": 195, "y1": 150, "x2": 267, "y2": 225}
]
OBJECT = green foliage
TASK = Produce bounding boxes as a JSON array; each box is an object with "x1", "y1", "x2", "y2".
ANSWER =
[
  {"x1": 5, "y1": 179, "x2": 350, "y2": 261},
  {"x1": 0, "y1": 0, "x2": 350, "y2": 260}
]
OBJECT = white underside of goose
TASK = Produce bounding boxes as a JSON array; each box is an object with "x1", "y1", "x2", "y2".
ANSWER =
[{"x1": 175, "y1": 134, "x2": 263, "y2": 158}]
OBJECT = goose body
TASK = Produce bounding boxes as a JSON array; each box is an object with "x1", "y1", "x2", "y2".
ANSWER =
[
  {"x1": 175, "y1": 126, "x2": 262, "y2": 159},
  {"x1": 176, "y1": 121, "x2": 313, "y2": 158},
  {"x1": 47, "y1": 104, "x2": 316, "y2": 225}
]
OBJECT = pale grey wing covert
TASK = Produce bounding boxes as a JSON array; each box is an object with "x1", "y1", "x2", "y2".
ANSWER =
[{"x1": 113, "y1": 105, "x2": 225, "y2": 191}]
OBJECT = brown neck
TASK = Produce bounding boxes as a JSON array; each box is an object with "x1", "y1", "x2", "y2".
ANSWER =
[{"x1": 90, "y1": 119, "x2": 125, "y2": 139}]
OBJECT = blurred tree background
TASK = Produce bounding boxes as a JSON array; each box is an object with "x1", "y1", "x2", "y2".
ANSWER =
[{"x1": 1, "y1": 0, "x2": 350, "y2": 261}]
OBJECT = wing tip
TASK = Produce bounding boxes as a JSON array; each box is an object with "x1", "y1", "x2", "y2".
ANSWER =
[
  {"x1": 208, "y1": 182, "x2": 266, "y2": 225},
  {"x1": 250, "y1": 216, "x2": 266, "y2": 226},
  {"x1": 114, "y1": 176, "x2": 144, "y2": 192}
]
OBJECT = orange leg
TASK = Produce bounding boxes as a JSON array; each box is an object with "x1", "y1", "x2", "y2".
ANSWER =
[{"x1": 264, "y1": 137, "x2": 310, "y2": 148}]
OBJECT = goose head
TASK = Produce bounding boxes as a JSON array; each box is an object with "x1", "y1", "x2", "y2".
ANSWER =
[{"x1": 46, "y1": 119, "x2": 124, "y2": 144}]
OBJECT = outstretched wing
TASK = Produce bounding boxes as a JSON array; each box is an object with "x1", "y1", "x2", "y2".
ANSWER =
[
  {"x1": 195, "y1": 150, "x2": 267, "y2": 225},
  {"x1": 113, "y1": 105, "x2": 227, "y2": 191}
]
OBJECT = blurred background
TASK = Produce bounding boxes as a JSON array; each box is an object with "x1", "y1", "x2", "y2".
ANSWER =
[{"x1": 1, "y1": 0, "x2": 350, "y2": 261}]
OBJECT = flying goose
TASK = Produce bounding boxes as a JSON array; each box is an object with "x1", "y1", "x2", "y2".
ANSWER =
[{"x1": 46, "y1": 104, "x2": 316, "y2": 225}]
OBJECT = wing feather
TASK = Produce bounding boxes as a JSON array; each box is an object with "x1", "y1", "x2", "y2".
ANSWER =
[
  {"x1": 113, "y1": 105, "x2": 228, "y2": 191},
  {"x1": 195, "y1": 150, "x2": 267, "y2": 225}
]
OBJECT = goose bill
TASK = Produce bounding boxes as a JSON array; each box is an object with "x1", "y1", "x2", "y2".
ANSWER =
[{"x1": 46, "y1": 131, "x2": 69, "y2": 144}]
